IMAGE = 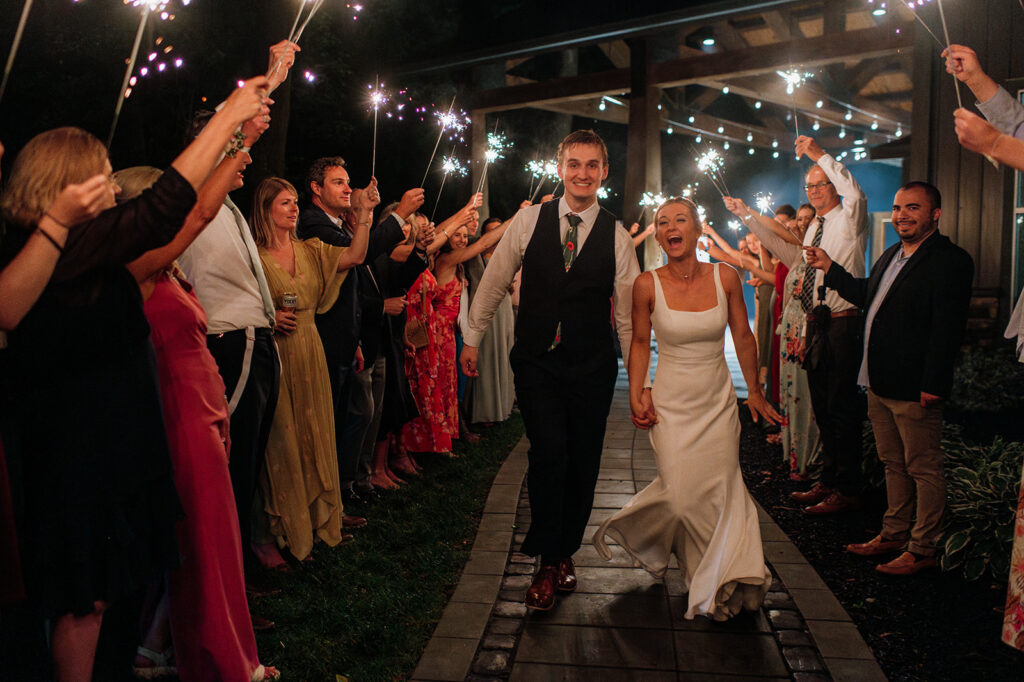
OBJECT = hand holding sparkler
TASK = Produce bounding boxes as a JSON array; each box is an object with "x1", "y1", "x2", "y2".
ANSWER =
[
  {"x1": 265, "y1": 40, "x2": 300, "y2": 92},
  {"x1": 794, "y1": 135, "x2": 825, "y2": 162},
  {"x1": 222, "y1": 77, "x2": 272, "y2": 127},
  {"x1": 396, "y1": 188, "x2": 426, "y2": 220},
  {"x1": 240, "y1": 97, "x2": 274, "y2": 144},
  {"x1": 353, "y1": 178, "x2": 381, "y2": 212},
  {"x1": 942, "y1": 44, "x2": 999, "y2": 104},
  {"x1": 722, "y1": 196, "x2": 752, "y2": 220},
  {"x1": 953, "y1": 108, "x2": 1002, "y2": 155},
  {"x1": 519, "y1": 200, "x2": 533, "y2": 210}
]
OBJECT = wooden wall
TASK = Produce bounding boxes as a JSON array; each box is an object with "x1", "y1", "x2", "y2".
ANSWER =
[{"x1": 909, "y1": 1, "x2": 1023, "y2": 330}]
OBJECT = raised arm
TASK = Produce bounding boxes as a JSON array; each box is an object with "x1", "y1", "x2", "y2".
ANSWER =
[
  {"x1": 722, "y1": 265, "x2": 781, "y2": 424},
  {"x1": 336, "y1": 182, "x2": 380, "y2": 271},
  {"x1": 128, "y1": 151, "x2": 252, "y2": 283},
  {"x1": 723, "y1": 197, "x2": 802, "y2": 265},
  {"x1": 0, "y1": 174, "x2": 110, "y2": 330},
  {"x1": 955, "y1": 108, "x2": 1024, "y2": 171},
  {"x1": 437, "y1": 218, "x2": 511, "y2": 266},
  {"x1": 428, "y1": 193, "x2": 483, "y2": 255},
  {"x1": 170, "y1": 77, "x2": 268, "y2": 190}
]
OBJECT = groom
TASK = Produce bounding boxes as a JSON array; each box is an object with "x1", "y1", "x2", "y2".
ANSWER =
[{"x1": 461, "y1": 130, "x2": 641, "y2": 610}]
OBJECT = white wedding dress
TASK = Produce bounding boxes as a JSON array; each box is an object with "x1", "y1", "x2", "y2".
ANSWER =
[{"x1": 594, "y1": 263, "x2": 770, "y2": 620}]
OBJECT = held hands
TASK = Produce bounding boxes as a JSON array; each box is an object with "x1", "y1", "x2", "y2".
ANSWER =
[
  {"x1": 460, "y1": 345, "x2": 479, "y2": 377},
  {"x1": 744, "y1": 388, "x2": 782, "y2": 425},
  {"x1": 630, "y1": 389, "x2": 658, "y2": 430},
  {"x1": 275, "y1": 310, "x2": 297, "y2": 335},
  {"x1": 382, "y1": 296, "x2": 407, "y2": 316},
  {"x1": 953, "y1": 108, "x2": 1001, "y2": 155},
  {"x1": 396, "y1": 188, "x2": 425, "y2": 219},
  {"x1": 803, "y1": 246, "x2": 832, "y2": 272},
  {"x1": 794, "y1": 135, "x2": 825, "y2": 162}
]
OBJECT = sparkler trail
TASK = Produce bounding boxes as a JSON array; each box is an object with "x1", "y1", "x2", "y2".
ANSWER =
[
  {"x1": 476, "y1": 127, "x2": 511, "y2": 195},
  {"x1": 935, "y1": 0, "x2": 963, "y2": 109},
  {"x1": 889, "y1": 0, "x2": 944, "y2": 48},
  {"x1": 696, "y1": 148, "x2": 731, "y2": 198},
  {"x1": 0, "y1": 0, "x2": 34, "y2": 107},
  {"x1": 755, "y1": 192, "x2": 775, "y2": 216},
  {"x1": 778, "y1": 68, "x2": 813, "y2": 136},
  {"x1": 430, "y1": 153, "x2": 467, "y2": 221},
  {"x1": 109, "y1": 2, "x2": 156, "y2": 147},
  {"x1": 368, "y1": 77, "x2": 388, "y2": 178},
  {"x1": 421, "y1": 95, "x2": 457, "y2": 188}
]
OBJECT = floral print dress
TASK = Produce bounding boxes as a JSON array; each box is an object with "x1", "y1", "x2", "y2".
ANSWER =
[{"x1": 778, "y1": 261, "x2": 822, "y2": 479}]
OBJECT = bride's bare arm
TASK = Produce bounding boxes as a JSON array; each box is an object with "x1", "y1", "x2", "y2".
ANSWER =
[{"x1": 629, "y1": 272, "x2": 657, "y2": 429}]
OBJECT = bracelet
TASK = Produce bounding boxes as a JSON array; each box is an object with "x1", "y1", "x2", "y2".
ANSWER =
[
  {"x1": 224, "y1": 130, "x2": 247, "y2": 158},
  {"x1": 990, "y1": 133, "x2": 1005, "y2": 159},
  {"x1": 42, "y1": 212, "x2": 69, "y2": 230},
  {"x1": 35, "y1": 226, "x2": 64, "y2": 252}
]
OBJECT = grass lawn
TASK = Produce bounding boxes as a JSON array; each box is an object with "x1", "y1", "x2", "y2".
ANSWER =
[{"x1": 251, "y1": 415, "x2": 524, "y2": 681}]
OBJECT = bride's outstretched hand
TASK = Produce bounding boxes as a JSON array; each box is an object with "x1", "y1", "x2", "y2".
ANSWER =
[
  {"x1": 745, "y1": 389, "x2": 782, "y2": 425},
  {"x1": 631, "y1": 389, "x2": 658, "y2": 430}
]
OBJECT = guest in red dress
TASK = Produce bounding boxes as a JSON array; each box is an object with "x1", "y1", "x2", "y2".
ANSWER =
[
  {"x1": 117, "y1": 156, "x2": 278, "y2": 680},
  {"x1": 403, "y1": 215, "x2": 510, "y2": 456}
]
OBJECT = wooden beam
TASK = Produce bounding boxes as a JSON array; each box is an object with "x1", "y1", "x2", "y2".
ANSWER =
[
  {"x1": 533, "y1": 100, "x2": 629, "y2": 125},
  {"x1": 846, "y1": 57, "x2": 901, "y2": 95},
  {"x1": 652, "y1": 23, "x2": 912, "y2": 88},
  {"x1": 468, "y1": 23, "x2": 912, "y2": 117}
]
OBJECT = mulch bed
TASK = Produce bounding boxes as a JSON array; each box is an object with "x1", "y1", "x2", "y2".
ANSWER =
[{"x1": 736, "y1": 405, "x2": 1024, "y2": 682}]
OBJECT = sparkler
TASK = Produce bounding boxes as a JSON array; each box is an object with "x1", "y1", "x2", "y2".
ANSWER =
[
  {"x1": 526, "y1": 158, "x2": 559, "y2": 202},
  {"x1": 0, "y1": 0, "x2": 35, "y2": 107},
  {"x1": 777, "y1": 68, "x2": 813, "y2": 136},
  {"x1": 755, "y1": 192, "x2": 775, "y2": 216},
  {"x1": 728, "y1": 220, "x2": 742, "y2": 232},
  {"x1": 421, "y1": 96, "x2": 458, "y2": 188},
  {"x1": 430, "y1": 153, "x2": 468, "y2": 221},
  {"x1": 267, "y1": 0, "x2": 324, "y2": 84},
  {"x1": 597, "y1": 187, "x2": 610, "y2": 200},
  {"x1": 368, "y1": 77, "x2": 388, "y2": 178},
  {"x1": 935, "y1": 0, "x2": 963, "y2": 110},
  {"x1": 637, "y1": 191, "x2": 666, "y2": 224},
  {"x1": 696, "y1": 148, "x2": 731, "y2": 198},
  {"x1": 476, "y1": 129, "x2": 512, "y2": 195},
  {"x1": 108, "y1": 1, "x2": 172, "y2": 147},
  {"x1": 872, "y1": 0, "x2": 944, "y2": 48}
]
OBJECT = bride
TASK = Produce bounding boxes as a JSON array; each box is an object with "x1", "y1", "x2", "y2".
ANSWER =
[{"x1": 594, "y1": 197, "x2": 781, "y2": 620}]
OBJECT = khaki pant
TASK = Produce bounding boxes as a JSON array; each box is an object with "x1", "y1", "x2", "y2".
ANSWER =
[{"x1": 867, "y1": 389, "x2": 946, "y2": 556}]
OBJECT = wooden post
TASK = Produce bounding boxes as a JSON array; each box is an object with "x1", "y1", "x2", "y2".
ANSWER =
[{"x1": 624, "y1": 38, "x2": 662, "y2": 270}]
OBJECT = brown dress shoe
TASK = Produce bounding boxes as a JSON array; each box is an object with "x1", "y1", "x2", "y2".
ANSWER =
[
  {"x1": 803, "y1": 492, "x2": 859, "y2": 515},
  {"x1": 525, "y1": 566, "x2": 559, "y2": 611},
  {"x1": 876, "y1": 551, "x2": 937, "y2": 576},
  {"x1": 789, "y1": 482, "x2": 832, "y2": 505},
  {"x1": 557, "y1": 558, "x2": 577, "y2": 592},
  {"x1": 342, "y1": 514, "x2": 367, "y2": 529},
  {"x1": 846, "y1": 535, "x2": 905, "y2": 556}
]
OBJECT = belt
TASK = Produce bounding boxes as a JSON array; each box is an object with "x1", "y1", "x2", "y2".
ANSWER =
[{"x1": 808, "y1": 309, "x2": 861, "y2": 322}]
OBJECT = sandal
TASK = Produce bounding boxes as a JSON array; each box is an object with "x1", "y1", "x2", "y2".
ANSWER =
[{"x1": 133, "y1": 646, "x2": 176, "y2": 680}]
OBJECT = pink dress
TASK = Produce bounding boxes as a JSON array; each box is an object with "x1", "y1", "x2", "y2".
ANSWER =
[
  {"x1": 402, "y1": 272, "x2": 461, "y2": 452},
  {"x1": 144, "y1": 270, "x2": 263, "y2": 682}
]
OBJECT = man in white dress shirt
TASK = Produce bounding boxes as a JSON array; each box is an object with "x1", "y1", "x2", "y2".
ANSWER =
[
  {"x1": 788, "y1": 135, "x2": 869, "y2": 515},
  {"x1": 460, "y1": 130, "x2": 641, "y2": 610}
]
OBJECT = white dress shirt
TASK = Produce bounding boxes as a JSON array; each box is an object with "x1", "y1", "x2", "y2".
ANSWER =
[
  {"x1": 178, "y1": 200, "x2": 276, "y2": 334},
  {"x1": 802, "y1": 154, "x2": 869, "y2": 313},
  {"x1": 465, "y1": 197, "x2": 640, "y2": 363}
]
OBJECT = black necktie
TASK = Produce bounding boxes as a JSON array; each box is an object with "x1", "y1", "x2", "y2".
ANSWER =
[{"x1": 801, "y1": 216, "x2": 825, "y2": 312}]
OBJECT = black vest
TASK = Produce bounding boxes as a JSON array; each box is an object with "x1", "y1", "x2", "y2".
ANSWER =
[{"x1": 514, "y1": 200, "x2": 617, "y2": 358}]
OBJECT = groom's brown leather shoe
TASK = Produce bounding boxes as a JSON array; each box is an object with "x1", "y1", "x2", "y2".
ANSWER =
[
  {"x1": 556, "y1": 558, "x2": 577, "y2": 592},
  {"x1": 525, "y1": 566, "x2": 559, "y2": 611},
  {"x1": 789, "y1": 482, "x2": 832, "y2": 505}
]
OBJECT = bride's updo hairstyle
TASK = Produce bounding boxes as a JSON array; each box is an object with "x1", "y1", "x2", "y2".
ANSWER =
[{"x1": 654, "y1": 197, "x2": 702, "y2": 237}]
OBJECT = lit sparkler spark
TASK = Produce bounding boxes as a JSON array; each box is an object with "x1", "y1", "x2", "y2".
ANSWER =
[
  {"x1": 543, "y1": 160, "x2": 560, "y2": 182},
  {"x1": 777, "y1": 68, "x2": 813, "y2": 95},
  {"x1": 681, "y1": 183, "x2": 698, "y2": 199},
  {"x1": 755, "y1": 192, "x2": 775, "y2": 216},
  {"x1": 526, "y1": 160, "x2": 547, "y2": 178},
  {"x1": 639, "y1": 192, "x2": 666, "y2": 208},
  {"x1": 728, "y1": 220, "x2": 742, "y2": 231},
  {"x1": 597, "y1": 187, "x2": 610, "y2": 200},
  {"x1": 485, "y1": 131, "x2": 511, "y2": 163},
  {"x1": 435, "y1": 108, "x2": 471, "y2": 142},
  {"x1": 440, "y1": 156, "x2": 468, "y2": 178},
  {"x1": 696, "y1": 148, "x2": 731, "y2": 198},
  {"x1": 368, "y1": 83, "x2": 389, "y2": 111}
]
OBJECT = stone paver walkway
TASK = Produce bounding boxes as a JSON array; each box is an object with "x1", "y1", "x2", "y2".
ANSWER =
[{"x1": 413, "y1": 376, "x2": 887, "y2": 682}]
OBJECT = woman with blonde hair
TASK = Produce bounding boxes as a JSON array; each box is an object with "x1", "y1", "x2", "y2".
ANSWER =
[
  {"x1": 594, "y1": 197, "x2": 779, "y2": 621},
  {"x1": 252, "y1": 176, "x2": 374, "y2": 561},
  {"x1": 0, "y1": 77, "x2": 267, "y2": 681}
]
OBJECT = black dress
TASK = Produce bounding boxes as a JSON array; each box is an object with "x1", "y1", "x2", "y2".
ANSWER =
[
  {"x1": 0, "y1": 167, "x2": 195, "y2": 617},
  {"x1": 376, "y1": 249, "x2": 425, "y2": 436}
]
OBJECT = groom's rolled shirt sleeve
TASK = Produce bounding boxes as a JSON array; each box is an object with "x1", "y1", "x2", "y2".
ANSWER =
[
  {"x1": 612, "y1": 228, "x2": 646, "y2": 383},
  {"x1": 464, "y1": 206, "x2": 535, "y2": 347}
]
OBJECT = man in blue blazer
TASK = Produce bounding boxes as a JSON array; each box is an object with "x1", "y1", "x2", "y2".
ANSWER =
[{"x1": 805, "y1": 181, "x2": 973, "y2": 576}]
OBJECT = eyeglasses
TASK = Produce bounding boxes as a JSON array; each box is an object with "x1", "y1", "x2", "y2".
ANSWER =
[{"x1": 803, "y1": 181, "x2": 833, "y2": 191}]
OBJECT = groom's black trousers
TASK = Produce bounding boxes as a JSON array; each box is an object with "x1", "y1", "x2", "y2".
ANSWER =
[{"x1": 512, "y1": 344, "x2": 618, "y2": 559}]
